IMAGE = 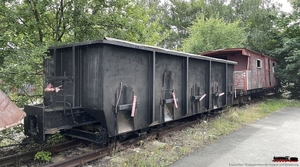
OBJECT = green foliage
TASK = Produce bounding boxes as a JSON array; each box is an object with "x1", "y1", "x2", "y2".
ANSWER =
[
  {"x1": 203, "y1": 0, "x2": 234, "y2": 21},
  {"x1": 0, "y1": 42, "x2": 47, "y2": 106},
  {"x1": 272, "y1": 37, "x2": 300, "y2": 98},
  {"x1": 159, "y1": 0, "x2": 280, "y2": 52},
  {"x1": 270, "y1": 1, "x2": 300, "y2": 98},
  {"x1": 34, "y1": 150, "x2": 52, "y2": 162},
  {"x1": 0, "y1": 0, "x2": 169, "y2": 106},
  {"x1": 228, "y1": 0, "x2": 280, "y2": 53},
  {"x1": 0, "y1": 0, "x2": 296, "y2": 102},
  {"x1": 48, "y1": 132, "x2": 66, "y2": 144},
  {"x1": 160, "y1": 0, "x2": 206, "y2": 49},
  {"x1": 181, "y1": 16, "x2": 247, "y2": 53}
]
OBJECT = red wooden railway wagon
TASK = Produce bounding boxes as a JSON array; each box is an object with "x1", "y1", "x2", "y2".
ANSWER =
[{"x1": 201, "y1": 48, "x2": 279, "y2": 103}]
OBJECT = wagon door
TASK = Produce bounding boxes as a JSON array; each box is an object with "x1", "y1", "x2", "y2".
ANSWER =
[
  {"x1": 210, "y1": 62, "x2": 226, "y2": 109},
  {"x1": 188, "y1": 58, "x2": 209, "y2": 114},
  {"x1": 154, "y1": 53, "x2": 185, "y2": 123}
]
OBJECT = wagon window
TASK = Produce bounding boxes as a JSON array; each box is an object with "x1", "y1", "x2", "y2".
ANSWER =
[{"x1": 257, "y1": 59, "x2": 262, "y2": 68}]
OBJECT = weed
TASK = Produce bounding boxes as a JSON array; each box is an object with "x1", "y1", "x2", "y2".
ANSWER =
[
  {"x1": 180, "y1": 147, "x2": 191, "y2": 155},
  {"x1": 0, "y1": 124, "x2": 25, "y2": 146},
  {"x1": 48, "y1": 132, "x2": 66, "y2": 144},
  {"x1": 106, "y1": 98, "x2": 300, "y2": 167},
  {"x1": 34, "y1": 150, "x2": 52, "y2": 163}
]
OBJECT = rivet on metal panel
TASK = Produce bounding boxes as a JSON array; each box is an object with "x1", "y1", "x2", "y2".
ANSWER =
[{"x1": 131, "y1": 95, "x2": 137, "y2": 117}]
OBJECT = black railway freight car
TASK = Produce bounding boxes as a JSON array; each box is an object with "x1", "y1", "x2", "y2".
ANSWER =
[{"x1": 24, "y1": 38, "x2": 236, "y2": 143}]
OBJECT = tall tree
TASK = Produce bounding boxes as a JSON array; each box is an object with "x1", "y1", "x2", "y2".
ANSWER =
[
  {"x1": 270, "y1": 0, "x2": 300, "y2": 98},
  {"x1": 228, "y1": 0, "x2": 280, "y2": 54},
  {"x1": 160, "y1": 0, "x2": 281, "y2": 52},
  {"x1": 160, "y1": 0, "x2": 206, "y2": 49},
  {"x1": 181, "y1": 16, "x2": 247, "y2": 54},
  {"x1": 0, "y1": 0, "x2": 169, "y2": 106}
]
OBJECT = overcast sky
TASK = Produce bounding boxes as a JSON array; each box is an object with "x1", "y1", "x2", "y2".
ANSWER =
[
  {"x1": 160, "y1": 0, "x2": 293, "y2": 13},
  {"x1": 273, "y1": 0, "x2": 293, "y2": 12}
]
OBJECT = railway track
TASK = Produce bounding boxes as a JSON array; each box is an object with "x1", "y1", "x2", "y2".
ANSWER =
[
  {"x1": 0, "y1": 121, "x2": 198, "y2": 167},
  {"x1": 44, "y1": 147, "x2": 111, "y2": 167},
  {"x1": 44, "y1": 116, "x2": 214, "y2": 167},
  {"x1": 1, "y1": 101, "x2": 258, "y2": 167},
  {"x1": 0, "y1": 140, "x2": 80, "y2": 167},
  {"x1": 0, "y1": 113, "x2": 216, "y2": 167}
]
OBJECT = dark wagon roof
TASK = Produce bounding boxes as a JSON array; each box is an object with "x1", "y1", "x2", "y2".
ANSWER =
[
  {"x1": 201, "y1": 48, "x2": 277, "y2": 61},
  {"x1": 49, "y1": 37, "x2": 237, "y2": 65}
]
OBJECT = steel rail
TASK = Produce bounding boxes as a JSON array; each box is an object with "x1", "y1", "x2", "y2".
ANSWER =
[
  {"x1": 45, "y1": 119, "x2": 202, "y2": 167},
  {"x1": 45, "y1": 147, "x2": 111, "y2": 167},
  {"x1": 0, "y1": 140, "x2": 80, "y2": 167}
]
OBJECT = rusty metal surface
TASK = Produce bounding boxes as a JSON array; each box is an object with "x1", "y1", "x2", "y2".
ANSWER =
[
  {"x1": 0, "y1": 90, "x2": 26, "y2": 131},
  {"x1": 201, "y1": 48, "x2": 276, "y2": 60},
  {"x1": 201, "y1": 48, "x2": 279, "y2": 92},
  {"x1": 234, "y1": 71, "x2": 246, "y2": 90}
]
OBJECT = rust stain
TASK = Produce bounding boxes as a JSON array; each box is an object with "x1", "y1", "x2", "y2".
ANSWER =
[
  {"x1": 201, "y1": 48, "x2": 279, "y2": 91},
  {"x1": 0, "y1": 90, "x2": 26, "y2": 131}
]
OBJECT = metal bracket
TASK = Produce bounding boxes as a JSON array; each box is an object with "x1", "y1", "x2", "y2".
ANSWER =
[
  {"x1": 63, "y1": 128, "x2": 106, "y2": 144},
  {"x1": 162, "y1": 98, "x2": 178, "y2": 105},
  {"x1": 213, "y1": 92, "x2": 225, "y2": 98},
  {"x1": 191, "y1": 94, "x2": 207, "y2": 102},
  {"x1": 116, "y1": 103, "x2": 138, "y2": 112}
]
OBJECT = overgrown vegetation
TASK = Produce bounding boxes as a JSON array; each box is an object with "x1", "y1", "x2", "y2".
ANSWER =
[
  {"x1": 1, "y1": 0, "x2": 300, "y2": 105},
  {"x1": 34, "y1": 150, "x2": 52, "y2": 163},
  {"x1": 48, "y1": 132, "x2": 67, "y2": 145},
  {"x1": 108, "y1": 99, "x2": 300, "y2": 167},
  {"x1": 0, "y1": 124, "x2": 25, "y2": 147},
  {"x1": 182, "y1": 16, "x2": 246, "y2": 53}
]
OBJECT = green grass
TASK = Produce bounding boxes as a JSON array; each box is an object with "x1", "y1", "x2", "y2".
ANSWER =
[{"x1": 109, "y1": 98, "x2": 300, "y2": 167}]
